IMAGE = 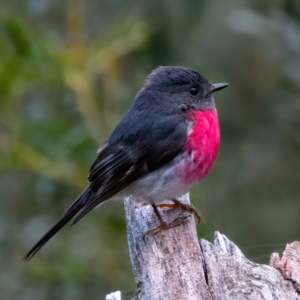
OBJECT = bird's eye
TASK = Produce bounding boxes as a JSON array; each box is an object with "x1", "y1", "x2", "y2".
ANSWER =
[{"x1": 189, "y1": 87, "x2": 199, "y2": 96}]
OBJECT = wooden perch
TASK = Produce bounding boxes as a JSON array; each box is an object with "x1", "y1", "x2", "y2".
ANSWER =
[{"x1": 105, "y1": 194, "x2": 300, "y2": 300}]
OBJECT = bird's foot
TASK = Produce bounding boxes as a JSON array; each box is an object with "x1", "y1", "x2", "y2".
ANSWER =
[
  {"x1": 157, "y1": 198, "x2": 201, "y2": 225},
  {"x1": 143, "y1": 215, "x2": 190, "y2": 241}
]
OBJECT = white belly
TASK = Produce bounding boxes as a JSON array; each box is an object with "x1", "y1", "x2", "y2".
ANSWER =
[{"x1": 122, "y1": 152, "x2": 200, "y2": 204}]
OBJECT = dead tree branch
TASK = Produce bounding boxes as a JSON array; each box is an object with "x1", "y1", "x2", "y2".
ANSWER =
[{"x1": 105, "y1": 194, "x2": 300, "y2": 300}]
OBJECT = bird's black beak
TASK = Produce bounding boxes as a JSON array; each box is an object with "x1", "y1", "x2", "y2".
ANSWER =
[{"x1": 211, "y1": 83, "x2": 229, "y2": 93}]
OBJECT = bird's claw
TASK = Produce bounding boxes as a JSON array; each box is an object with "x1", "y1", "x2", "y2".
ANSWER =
[
  {"x1": 157, "y1": 199, "x2": 201, "y2": 225},
  {"x1": 143, "y1": 215, "x2": 190, "y2": 242}
]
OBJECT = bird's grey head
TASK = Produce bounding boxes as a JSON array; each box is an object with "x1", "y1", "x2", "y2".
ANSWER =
[{"x1": 135, "y1": 66, "x2": 229, "y2": 112}]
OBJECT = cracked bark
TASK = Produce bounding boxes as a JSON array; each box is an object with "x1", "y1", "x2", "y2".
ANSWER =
[{"x1": 105, "y1": 194, "x2": 300, "y2": 300}]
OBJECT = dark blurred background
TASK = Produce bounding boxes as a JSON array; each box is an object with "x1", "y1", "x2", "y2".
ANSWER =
[{"x1": 1, "y1": 0, "x2": 300, "y2": 299}]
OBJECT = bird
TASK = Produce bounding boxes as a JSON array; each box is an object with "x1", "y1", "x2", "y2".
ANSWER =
[{"x1": 23, "y1": 66, "x2": 229, "y2": 261}]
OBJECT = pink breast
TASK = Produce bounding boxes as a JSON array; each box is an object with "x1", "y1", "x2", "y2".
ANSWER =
[{"x1": 183, "y1": 110, "x2": 220, "y2": 184}]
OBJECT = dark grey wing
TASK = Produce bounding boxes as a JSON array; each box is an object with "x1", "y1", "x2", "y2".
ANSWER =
[
  {"x1": 23, "y1": 142, "x2": 148, "y2": 261},
  {"x1": 72, "y1": 111, "x2": 188, "y2": 224},
  {"x1": 71, "y1": 142, "x2": 149, "y2": 224},
  {"x1": 108, "y1": 109, "x2": 188, "y2": 170},
  {"x1": 23, "y1": 110, "x2": 187, "y2": 260}
]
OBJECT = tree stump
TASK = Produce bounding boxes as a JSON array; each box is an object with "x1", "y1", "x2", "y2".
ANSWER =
[{"x1": 105, "y1": 194, "x2": 300, "y2": 300}]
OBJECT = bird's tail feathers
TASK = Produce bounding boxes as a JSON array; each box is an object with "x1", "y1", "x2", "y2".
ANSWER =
[
  {"x1": 63, "y1": 188, "x2": 92, "y2": 217},
  {"x1": 23, "y1": 188, "x2": 92, "y2": 261}
]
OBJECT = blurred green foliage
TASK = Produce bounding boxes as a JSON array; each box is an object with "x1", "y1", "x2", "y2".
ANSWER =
[{"x1": 0, "y1": 0, "x2": 300, "y2": 299}]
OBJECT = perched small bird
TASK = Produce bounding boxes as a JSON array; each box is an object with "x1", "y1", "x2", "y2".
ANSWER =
[{"x1": 24, "y1": 66, "x2": 228, "y2": 260}]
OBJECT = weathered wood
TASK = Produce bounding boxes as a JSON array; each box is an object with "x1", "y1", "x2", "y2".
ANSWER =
[
  {"x1": 105, "y1": 194, "x2": 300, "y2": 300},
  {"x1": 201, "y1": 232, "x2": 300, "y2": 300},
  {"x1": 124, "y1": 194, "x2": 211, "y2": 300},
  {"x1": 270, "y1": 242, "x2": 300, "y2": 293}
]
